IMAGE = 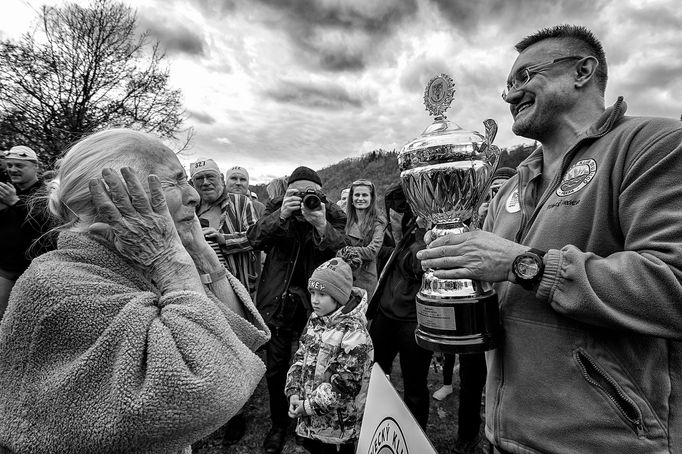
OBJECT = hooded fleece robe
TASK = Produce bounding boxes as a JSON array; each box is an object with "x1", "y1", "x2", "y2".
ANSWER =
[
  {"x1": 284, "y1": 288, "x2": 373, "y2": 445},
  {"x1": 0, "y1": 231, "x2": 269, "y2": 454},
  {"x1": 483, "y1": 98, "x2": 682, "y2": 453}
]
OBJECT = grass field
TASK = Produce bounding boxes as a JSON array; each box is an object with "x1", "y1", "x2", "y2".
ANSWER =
[{"x1": 192, "y1": 351, "x2": 489, "y2": 454}]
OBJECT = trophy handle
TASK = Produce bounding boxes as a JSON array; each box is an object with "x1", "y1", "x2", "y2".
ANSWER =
[{"x1": 483, "y1": 118, "x2": 498, "y2": 144}]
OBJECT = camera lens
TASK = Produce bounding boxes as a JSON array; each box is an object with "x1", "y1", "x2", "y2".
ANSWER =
[{"x1": 302, "y1": 194, "x2": 321, "y2": 210}]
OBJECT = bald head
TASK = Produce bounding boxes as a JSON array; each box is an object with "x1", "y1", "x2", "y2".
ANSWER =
[{"x1": 225, "y1": 166, "x2": 250, "y2": 196}]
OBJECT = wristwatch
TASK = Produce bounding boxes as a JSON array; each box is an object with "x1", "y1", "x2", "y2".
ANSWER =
[{"x1": 512, "y1": 248, "x2": 546, "y2": 290}]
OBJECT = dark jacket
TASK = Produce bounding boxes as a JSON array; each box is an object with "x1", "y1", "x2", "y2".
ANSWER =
[
  {"x1": 367, "y1": 220, "x2": 424, "y2": 321},
  {"x1": 247, "y1": 197, "x2": 347, "y2": 330},
  {"x1": 0, "y1": 179, "x2": 53, "y2": 274}
]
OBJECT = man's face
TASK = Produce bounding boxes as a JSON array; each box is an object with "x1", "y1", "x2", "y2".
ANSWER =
[
  {"x1": 5, "y1": 159, "x2": 38, "y2": 187},
  {"x1": 504, "y1": 40, "x2": 576, "y2": 141},
  {"x1": 226, "y1": 170, "x2": 249, "y2": 195},
  {"x1": 193, "y1": 171, "x2": 225, "y2": 203}
]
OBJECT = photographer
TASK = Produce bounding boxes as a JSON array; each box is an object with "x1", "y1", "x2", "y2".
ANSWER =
[{"x1": 247, "y1": 166, "x2": 347, "y2": 454}]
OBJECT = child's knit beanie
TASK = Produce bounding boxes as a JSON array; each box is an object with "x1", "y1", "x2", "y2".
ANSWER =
[{"x1": 308, "y1": 257, "x2": 353, "y2": 305}]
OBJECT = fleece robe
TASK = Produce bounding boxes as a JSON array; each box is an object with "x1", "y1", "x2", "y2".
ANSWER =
[{"x1": 0, "y1": 231, "x2": 269, "y2": 454}]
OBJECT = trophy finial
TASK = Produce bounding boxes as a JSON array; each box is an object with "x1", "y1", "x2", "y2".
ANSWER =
[{"x1": 423, "y1": 73, "x2": 456, "y2": 119}]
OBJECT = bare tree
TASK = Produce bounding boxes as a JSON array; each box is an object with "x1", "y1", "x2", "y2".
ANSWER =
[{"x1": 0, "y1": 0, "x2": 188, "y2": 165}]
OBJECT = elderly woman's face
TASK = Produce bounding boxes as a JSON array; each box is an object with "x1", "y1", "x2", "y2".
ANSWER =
[{"x1": 147, "y1": 147, "x2": 199, "y2": 227}]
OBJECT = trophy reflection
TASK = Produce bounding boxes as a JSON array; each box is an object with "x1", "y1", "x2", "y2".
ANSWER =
[{"x1": 398, "y1": 74, "x2": 502, "y2": 353}]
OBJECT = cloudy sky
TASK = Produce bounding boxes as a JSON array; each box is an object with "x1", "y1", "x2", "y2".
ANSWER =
[{"x1": 2, "y1": 0, "x2": 680, "y2": 184}]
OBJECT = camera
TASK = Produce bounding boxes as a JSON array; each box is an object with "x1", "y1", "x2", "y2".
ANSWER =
[
  {"x1": 0, "y1": 169, "x2": 11, "y2": 185},
  {"x1": 294, "y1": 188, "x2": 327, "y2": 210}
]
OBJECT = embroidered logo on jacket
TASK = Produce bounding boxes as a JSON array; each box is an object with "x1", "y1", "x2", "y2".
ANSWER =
[
  {"x1": 505, "y1": 187, "x2": 520, "y2": 213},
  {"x1": 556, "y1": 159, "x2": 597, "y2": 197}
]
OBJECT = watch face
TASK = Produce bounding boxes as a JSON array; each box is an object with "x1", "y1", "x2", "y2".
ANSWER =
[{"x1": 516, "y1": 256, "x2": 540, "y2": 279}]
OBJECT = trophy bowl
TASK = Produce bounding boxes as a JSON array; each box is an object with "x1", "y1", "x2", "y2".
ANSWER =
[{"x1": 398, "y1": 73, "x2": 502, "y2": 353}]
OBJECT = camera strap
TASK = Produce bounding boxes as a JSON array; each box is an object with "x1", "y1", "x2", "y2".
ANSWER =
[{"x1": 281, "y1": 237, "x2": 301, "y2": 298}]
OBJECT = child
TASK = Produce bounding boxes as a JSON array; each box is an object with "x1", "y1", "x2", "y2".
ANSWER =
[{"x1": 285, "y1": 257, "x2": 374, "y2": 454}]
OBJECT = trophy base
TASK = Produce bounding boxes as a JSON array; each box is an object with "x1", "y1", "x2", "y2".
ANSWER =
[{"x1": 414, "y1": 291, "x2": 501, "y2": 354}]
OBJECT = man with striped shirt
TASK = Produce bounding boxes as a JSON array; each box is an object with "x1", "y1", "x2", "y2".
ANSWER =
[{"x1": 190, "y1": 159, "x2": 259, "y2": 296}]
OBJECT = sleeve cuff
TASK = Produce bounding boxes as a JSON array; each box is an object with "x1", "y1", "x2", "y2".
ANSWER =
[
  {"x1": 303, "y1": 399, "x2": 315, "y2": 416},
  {"x1": 536, "y1": 248, "x2": 562, "y2": 302}
]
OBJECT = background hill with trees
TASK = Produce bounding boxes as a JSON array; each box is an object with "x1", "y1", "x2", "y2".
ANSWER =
[{"x1": 252, "y1": 143, "x2": 536, "y2": 210}]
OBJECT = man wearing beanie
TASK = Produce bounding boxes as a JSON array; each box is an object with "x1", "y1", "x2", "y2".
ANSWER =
[
  {"x1": 248, "y1": 166, "x2": 348, "y2": 454},
  {"x1": 285, "y1": 257, "x2": 373, "y2": 454}
]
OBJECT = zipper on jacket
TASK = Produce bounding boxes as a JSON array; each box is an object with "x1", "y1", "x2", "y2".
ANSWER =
[
  {"x1": 336, "y1": 408, "x2": 346, "y2": 437},
  {"x1": 574, "y1": 350, "x2": 646, "y2": 438}
]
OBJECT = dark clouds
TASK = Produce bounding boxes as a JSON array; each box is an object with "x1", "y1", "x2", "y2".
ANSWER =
[
  {"x1": 248, "y1": 0, "x2": 418, "y2": 71},
  {"x1": 399, "y1": 56, "x2": 451, "y2": 93},
  {"x1": 137, "y1": 13, "x2": 206, "y2": 57},
  {"x1": 431, "y1": 0, "x2": 610, "y2": 38},
  {"x1": 264, "y1": 79, "x2": 366, "y2": 110}
]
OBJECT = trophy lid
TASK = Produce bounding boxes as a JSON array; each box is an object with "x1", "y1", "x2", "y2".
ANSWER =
[{"x1": 398, "y1": 74, "x2": 486, "y2": 172}]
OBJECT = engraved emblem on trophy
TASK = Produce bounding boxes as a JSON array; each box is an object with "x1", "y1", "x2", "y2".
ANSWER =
[{"x1": 398, "y1": 73, "x2": 502, "y2": 353}]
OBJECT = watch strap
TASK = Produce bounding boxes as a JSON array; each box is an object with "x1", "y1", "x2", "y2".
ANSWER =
[
  {"x1": 200, "y1": 267, "x2": 228, "y2": 285},
  {"x1": 527, "y1": 248, "x2": 546, "y2": 259}
]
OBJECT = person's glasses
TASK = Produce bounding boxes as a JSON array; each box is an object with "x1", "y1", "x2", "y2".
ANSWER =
[
  {"x1": 193, "y1": 174, "x2": 219, "y2": 184},
  {"x1": 501, "y1": 56, "x2": 584, "y2": 101}
]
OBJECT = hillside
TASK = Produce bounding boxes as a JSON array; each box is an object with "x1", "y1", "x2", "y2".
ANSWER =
[{"x1": 252, "y1": 143, "x2": 536, "y2": 209}]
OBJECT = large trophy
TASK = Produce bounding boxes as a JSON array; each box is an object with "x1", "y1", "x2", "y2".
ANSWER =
[{"x1": 398, "y1": 74, "x2": 502, "y2": 353}]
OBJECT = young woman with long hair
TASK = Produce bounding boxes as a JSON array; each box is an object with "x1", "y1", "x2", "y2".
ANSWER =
[{"x1": 343, "y1": 179, "x2": 386, "y2": 299}]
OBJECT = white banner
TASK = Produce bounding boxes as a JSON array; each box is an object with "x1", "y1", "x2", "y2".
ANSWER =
[{"x1": 357, "y1": 363, "x2": 438, "y2": 454}]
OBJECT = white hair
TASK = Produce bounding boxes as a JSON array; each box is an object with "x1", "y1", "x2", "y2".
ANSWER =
[{"x1": 48, "y1": 128, "x2": 165, "y2": 231}]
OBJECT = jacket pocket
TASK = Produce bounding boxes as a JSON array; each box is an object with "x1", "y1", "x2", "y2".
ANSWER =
[{"x1": 574, "y1": 349, "x2": 646, "y2": 438}]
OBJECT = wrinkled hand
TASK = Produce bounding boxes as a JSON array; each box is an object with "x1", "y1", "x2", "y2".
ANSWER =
[
  {"x1": 288, "y1": 395, "x2": 304, "y2": 418},
  {"x1": 88, "y1": 167, "x2": 183, "y2": 267},
  {"x1": 0, "y1": 182, "x2": 18, "y2": 206},
  {"x1": 202, "y1": 226, "x2": 226, "y2": 245},
  {"x1": 280, "y1": 189, "x2": 302, "y2": 220},
  {"x1": 302, "y1": 201, "x2": 327, "y2": 231},
  {"x1": 416, "y1": 229, "x2": 528, "y2": 282}
]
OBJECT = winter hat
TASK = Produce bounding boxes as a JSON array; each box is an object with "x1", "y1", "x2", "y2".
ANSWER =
[
  {"x1": 190, "y1": 159, "x2": 221, "y2": 179},
  {"x1": 4, "y1": 145, "x2": 38, "y2": 162},
  {"x1": 226, "y1": 166, "x2": 249, "y2": 183},
  {"x1": 288, "y1": 166, "x2": 321, "y2": 187},
  {"x1": 308, "y1": 258, "x2": 353, "y2": 305}
]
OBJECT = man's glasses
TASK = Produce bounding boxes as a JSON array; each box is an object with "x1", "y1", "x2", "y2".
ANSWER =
[
  {"x1": 501, "y1": 56, "x2": 584, "y2": 101},
  {"x1": 193, "y1": 174, "x2": 219, "y2": 184}
]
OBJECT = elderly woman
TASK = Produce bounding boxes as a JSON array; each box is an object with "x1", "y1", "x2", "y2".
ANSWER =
[{"x1": 0, "y1": 129, "x2": 269, "y2": 453}]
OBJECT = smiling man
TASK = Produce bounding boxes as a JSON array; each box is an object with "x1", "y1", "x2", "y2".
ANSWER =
[
  {"x1": 417, "y1": 25, "x2": 682, "y2": 453},
  {"x1": 0, "y1": 146, "x2": 52, "y2": 320},
  {"x1": 190, "y1": 158, "x2": 262, "y2": 446}
]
